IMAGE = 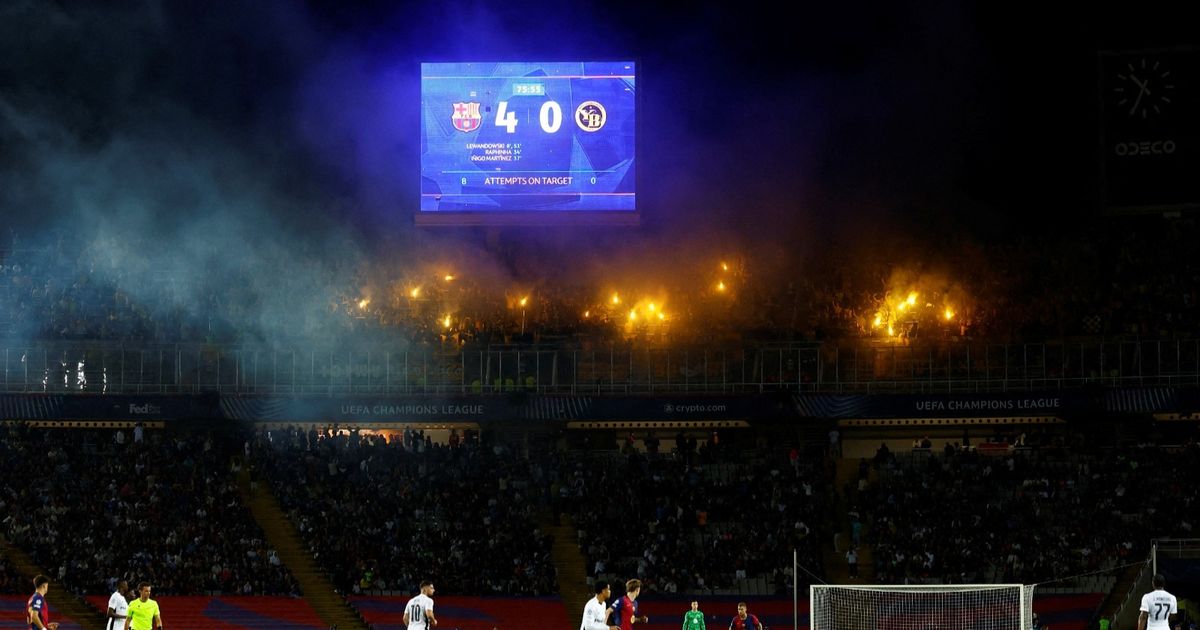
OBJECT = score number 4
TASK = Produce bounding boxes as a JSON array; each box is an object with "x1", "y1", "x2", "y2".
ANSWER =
[{"x1": 495, "y1": 101, "x2": 562, "y2": 134}]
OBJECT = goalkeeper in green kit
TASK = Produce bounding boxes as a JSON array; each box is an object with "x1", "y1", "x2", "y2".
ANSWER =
[{"x1": 683, "y1": 600, "x2": 706, "y2": 630}]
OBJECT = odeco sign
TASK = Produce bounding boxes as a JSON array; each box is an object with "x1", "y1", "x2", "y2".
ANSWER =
[{"x1": 1113, "y1": 139, "x2": 1177, "y2": 156}]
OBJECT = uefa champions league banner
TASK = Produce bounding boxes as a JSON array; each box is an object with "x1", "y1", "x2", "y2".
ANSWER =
[
  {"x1": 219, "y1": 394, "x2": 789, "y2": 423},
  {"x1": 792, "y1": 387, "x2": 1186, "y2": 419},
  {"x1": 791, "y1": 391, "x2": 1088, "y2": 419},
  {"x1": 214, "y1": 388, "x2": 1186, "y2": 423},
  {"x1": 219, "y1": 395, "x2": 518, "y2": 422},
  {"x1": 1, "y1": 388, "x2": 1191, "y2": 423}
]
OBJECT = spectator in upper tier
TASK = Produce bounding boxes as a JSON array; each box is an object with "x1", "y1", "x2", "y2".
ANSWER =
[{"x1": 0, "y1": 425, "x2": 298, "y2": 596}]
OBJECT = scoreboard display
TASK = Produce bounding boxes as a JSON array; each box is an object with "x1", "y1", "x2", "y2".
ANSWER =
[{"x1": 419, "y1": 62, "x2": 636, "y2": 224}]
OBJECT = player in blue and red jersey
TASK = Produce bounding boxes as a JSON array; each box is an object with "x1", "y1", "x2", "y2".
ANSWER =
[
  {"x1": 27, "y1": 575, "x2": 59, "y2": 630},
  {"x1": 609, "y1": 579, "x2": 648, "y2": 630},
  {"x1": 729, "y1": 603, "x2": 762, "y2": 630}
]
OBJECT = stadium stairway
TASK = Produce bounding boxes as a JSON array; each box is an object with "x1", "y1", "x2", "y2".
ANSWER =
[
  {"x1": 544, "y1": 513, "x2": 592, "y2": 629},
  {"x1": 822, "y1": 457, "x2": 875, "y2": 583},
  {"x1": 237, "y1": 468, "x2": 368, "y2": 630},
  {"x1": 823, "y1": 544, "x2": 874, "y2": 584},
  {"x1": 1097, "y1": 560, "x2": 1148, "y2": 628},
  {"x1": 0, "y1": 535, "x2": 106, "y2": 630}
]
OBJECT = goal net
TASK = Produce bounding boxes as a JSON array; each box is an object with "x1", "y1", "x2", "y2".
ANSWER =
[{"x1": 810, "y1": 584, "x2": 1035, "y2": 630}]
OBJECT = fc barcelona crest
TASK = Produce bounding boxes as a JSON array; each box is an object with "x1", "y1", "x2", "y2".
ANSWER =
[{"x1": 452, "y1": 102, "x2": 482, "y2": 132}]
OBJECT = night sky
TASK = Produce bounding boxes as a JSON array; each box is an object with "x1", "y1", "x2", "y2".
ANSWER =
[{"x1": 1, "y1": 1, "x2": 1195, "y2": 261}]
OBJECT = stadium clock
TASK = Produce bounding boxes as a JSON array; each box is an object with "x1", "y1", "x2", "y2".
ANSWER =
[{"x1": 1111, "y1": 56, "x2": 1175, "y2": 119}]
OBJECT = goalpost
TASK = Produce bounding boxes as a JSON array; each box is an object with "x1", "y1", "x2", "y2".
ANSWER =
[{"x1": 810, "y1": 584, "x2": 1036, "y2": 630}]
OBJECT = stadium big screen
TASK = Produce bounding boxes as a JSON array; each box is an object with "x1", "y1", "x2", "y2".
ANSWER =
[{"x1": 418, "y1": 61, "x2": 637, "y2": 225}]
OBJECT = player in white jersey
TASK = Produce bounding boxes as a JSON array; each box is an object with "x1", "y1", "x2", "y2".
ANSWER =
[
  {"x1": 403, "y1": 581, "x2": 438, "y2": 630},
  {"x1": 106, "y1": 580, "x2": 129, "y2": 630},
  {"x1": 580, "y1": 581, "x2": 621, "y2": 630},
  {"x1": 1138, "y1": 574, "x2": 1177, "y2": 630}
]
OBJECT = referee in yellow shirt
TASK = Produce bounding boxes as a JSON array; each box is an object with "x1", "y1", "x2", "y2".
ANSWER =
[{"x1": 124, "y1": 582, "x2": 162, "y2": 630}]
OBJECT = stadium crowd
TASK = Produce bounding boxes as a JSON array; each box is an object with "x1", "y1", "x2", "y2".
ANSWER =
[
  {"x1": 853, "y1": 437, "x2": 1200, "y2": 585},
  {"x1": 2, "y1": 218, "x2": 1198, "y2": 350},
  {"x1": 2, "y1": 416, "x2": 1198, "y2": 609},
  {"x1": 0, "y1": 549, "x2": 25, "y2": 594},
  {"x1": 249, "y1": 425, "x2": 828, "y2": 597},
  {"x1": 252, "y1": 425, "x2": 559, "y2": 596},
  {"x1": 0, "y1": 421, "x2": 833, "y2": 600},
  {"x1": 563, "y1": 436, "x2": 830, "y2": 595},
  {"x1": 0, "y1": 424, "x2": 299, "y2": 596}
]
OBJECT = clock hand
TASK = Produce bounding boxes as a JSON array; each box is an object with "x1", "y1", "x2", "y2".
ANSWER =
[{"x1": 1131, "y1": 89, "x2": 1146, "y2": 115}]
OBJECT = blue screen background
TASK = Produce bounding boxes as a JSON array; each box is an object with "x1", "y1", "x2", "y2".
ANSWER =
[{"x1": 420, "y1": 61, "x2": 636, "y2": 213}]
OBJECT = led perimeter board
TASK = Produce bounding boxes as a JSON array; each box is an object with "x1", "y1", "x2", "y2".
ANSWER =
[{"x1": 418, "y1": 61, "x2": 637, "y2": 226}]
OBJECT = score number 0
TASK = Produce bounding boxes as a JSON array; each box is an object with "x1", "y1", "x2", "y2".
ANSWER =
[{"x1": 495, "y1": 101, "x2": 562, "y2": 134}]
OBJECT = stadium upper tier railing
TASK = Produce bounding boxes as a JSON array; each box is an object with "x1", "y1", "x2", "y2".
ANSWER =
[{"x1": 1, "y1": 339, "x2": 1198, "y2": 395}]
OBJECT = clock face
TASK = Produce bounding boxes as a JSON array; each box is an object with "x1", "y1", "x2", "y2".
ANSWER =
[{"x1": 1113, "y1": 57, "x2": 1175, "y2": 119}]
